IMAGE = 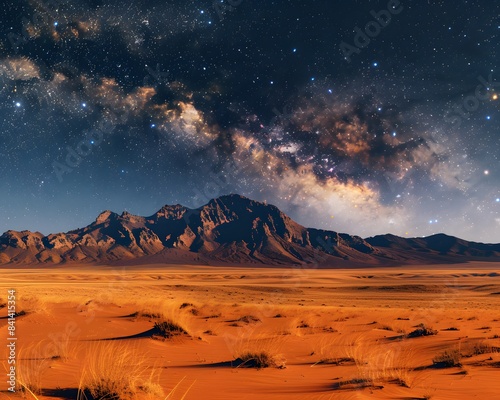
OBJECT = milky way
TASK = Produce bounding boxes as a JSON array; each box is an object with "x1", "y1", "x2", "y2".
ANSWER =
[{"x1": 0, "y1": 0, "x2": 499, "y2": 242}]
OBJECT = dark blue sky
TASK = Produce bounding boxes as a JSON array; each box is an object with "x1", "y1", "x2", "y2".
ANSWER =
[{"x1": 0, "y1": 0, "x2": 499, "y2": 242}]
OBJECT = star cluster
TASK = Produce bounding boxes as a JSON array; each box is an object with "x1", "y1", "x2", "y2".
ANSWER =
[{"x1": 0, "y1": 0, "x2": 499, "y2": 242}]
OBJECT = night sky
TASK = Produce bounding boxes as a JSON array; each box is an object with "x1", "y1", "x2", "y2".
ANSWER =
[{"x1": 0, "y1": 0, "x2": 499, "y2": 242}]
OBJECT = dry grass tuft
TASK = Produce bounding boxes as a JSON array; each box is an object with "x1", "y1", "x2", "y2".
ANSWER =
[
  {"x1": 407, "y1": 324, "x2": 438, "y2": 338},
  {"x1": 233, "y1": 336, "x2": 286, "y2": 369},
  {"x1": 432, "y1": 349, "x2": 462, "y2": 368},
  {"x1": 153, "y1": 319, "x2": 189, "y2": 339},
  {"x1": 236, "y1": 351, "x2": 278, "y2": 368},
  {"x1": 461, "y1": 339, "x2": 496, "y2": 357},
  {"x1": 78, "y1": 341, "x2": 162, "y2": 399},
  {"x1": 16, "y1": 343, "x2": 52, "y2": 395}
]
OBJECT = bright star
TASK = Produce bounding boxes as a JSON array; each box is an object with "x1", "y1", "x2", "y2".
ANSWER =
[{"x1": 15, "y1": 102, "x2": 21, "y2": 107}]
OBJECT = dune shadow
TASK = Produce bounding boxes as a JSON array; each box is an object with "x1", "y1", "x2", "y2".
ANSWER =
[
  {"x1": 331, "y1": 378, "x2": 384, "y2": 391},
  {"x1": 87, "y1": 328, "x2": 158, "y2": 341},
  {"x1": 383, "y1": 334, "x2": 406, "y2": 341},
  {"x1": 180, "y1": 358, "x2": 275, "y2": 369},
  {"x1": 42, "y1": 388, "x2": 79, "y2": 399},
  {"x1": 194, "y1": 360, "x2": 237, "y2": 368}
]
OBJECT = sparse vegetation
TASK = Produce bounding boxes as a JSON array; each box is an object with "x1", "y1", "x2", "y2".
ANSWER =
[
  {"x1": 16, "y1": 344, "x2": 51, "y2": 395},
  {"x1": 461, "y1": 340, "x2": 496, "y2": 357},
  {"x1": 332, "y1": 378, "x2": 376, "y2": 390},
  {"x1": 78, "y1": 342, "x2": 161, "y2": 400},
  {"x1": 237, "y1": 315, "x2": 261, "y2": 323},
  {"x1": 233, "y1": 336, "x2": 285, "y2": 369},
  {"x1": 432, "y1": 349, "x2": 462, "y2": 368},
  {"x1": 153, "y1": 319, "x2": 189, "y2": 339},
  {"x1": 236, "y1": 351, "x2": 278, "y2": 368},
  {"x1": 407, "y1": 324, "x2": 438, "y2": 338}
]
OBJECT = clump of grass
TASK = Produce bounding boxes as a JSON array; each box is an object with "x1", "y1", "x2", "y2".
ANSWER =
[
  {"x1": 432, "y1": 349, "x2": 462, "y2": 368},
  {"x1": 233, "y1": 336, "x2": 286, "y2": 369},
  {"x1": 315, "y1": 357, "x2": 354, "y2": 366},
  {"x1": 153, "y1": 319, "x2": 189, "y2": 339},
  {"x1": 179, "y1": 302, "x2": 194, "y2": 309},
  {"x1": 16, "y1": 344, "x2": 51, "y2": 395},
  {"x1": 130, "y1": 310, "x2": 162, "y2": 319},
  {"x1": 461, "y1": 340, "x2": 495, "y2": 357},
  {"x1": 78, "y1": 342, "x2": 161, "y2": 400},
  {"x1": 379, "y1": 324, "x2": 394, "y2": 331},
  {"x1": 203, "y1": 313, "x2": 221, "y2": 319},
  {"x1": 332, "y1": 378, "x2": 376, "y2": 390},
  {"x1": 236, "y1": 351, "x2": 278, "y2": 368},
  {"x1": 407, "y1": 324, "x2": 438, "y2": 338},
  {"x1": 237, "y1": 315, "x2": 261, "y2": 324}
]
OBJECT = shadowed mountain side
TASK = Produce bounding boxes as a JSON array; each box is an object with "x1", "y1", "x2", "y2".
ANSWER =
[{"x1": 1, "y1": 194, "x2": 500, "y2": 266}]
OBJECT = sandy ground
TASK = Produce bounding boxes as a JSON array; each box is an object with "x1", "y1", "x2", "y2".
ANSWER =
[{"x1": 0, "y1": 262, "x2": 499, "y2": 399}]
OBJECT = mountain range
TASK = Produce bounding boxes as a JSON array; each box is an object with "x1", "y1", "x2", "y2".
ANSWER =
[{"x1": 1, "y1": 194, "x2": 499, "y2": 267}]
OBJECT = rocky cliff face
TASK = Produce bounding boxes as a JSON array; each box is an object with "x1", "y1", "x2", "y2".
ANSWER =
[{"x1": 1, "y1": 194, "x2": 499, "y2": 266}]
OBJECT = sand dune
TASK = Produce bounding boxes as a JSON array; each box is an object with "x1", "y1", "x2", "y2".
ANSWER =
[{"x1": 1, "y1": 262, "x2": 499, "y2": 399}]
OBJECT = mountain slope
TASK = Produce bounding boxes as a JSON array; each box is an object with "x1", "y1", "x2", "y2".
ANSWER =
[{"x1": 1, "y1": 194, "x2": 499, "y2": 266}]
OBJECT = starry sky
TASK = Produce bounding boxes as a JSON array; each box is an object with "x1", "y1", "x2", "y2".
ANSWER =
[{"x1": 0, "y1": 0, "x2": 499, "y2": 242}]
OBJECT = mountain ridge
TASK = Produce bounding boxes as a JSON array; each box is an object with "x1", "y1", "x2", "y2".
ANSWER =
[{"x1": 1, "y1": 194, "x2": 499, "y2": 266}]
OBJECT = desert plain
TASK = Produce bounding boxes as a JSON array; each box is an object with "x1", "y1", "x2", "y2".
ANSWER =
[{"x1": 1, "y1": 262, "x2": 499, "y2": 399}]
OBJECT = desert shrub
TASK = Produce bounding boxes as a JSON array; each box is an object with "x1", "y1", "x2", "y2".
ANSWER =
[
  {"x1": 432, "y1": 349, "x2": 462, "y2": 368},
  {"x1": 236, "y1": 351, "x2": 277, "y2": 368},
  {"x1": 79, "y1": 342, "x2": 162, "y2": 400},
  {"x1": 407, "y1": 324, "x2": 438, "y2": 338},
  {"x1": 153, "y1": 319, "x2": 188, "y2": 339},
  {"x1": 237, "y1": 315, "x2": 261, "y2": 323},
  {"x1": 461, "y1": 340, "x2": 494, "y2": 357}
]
